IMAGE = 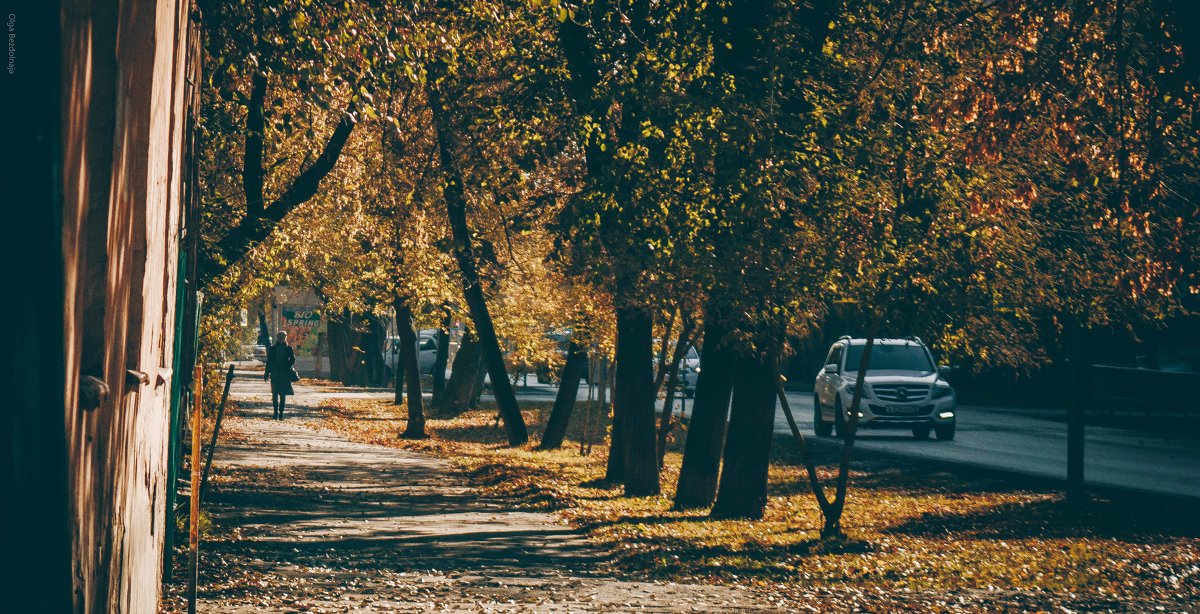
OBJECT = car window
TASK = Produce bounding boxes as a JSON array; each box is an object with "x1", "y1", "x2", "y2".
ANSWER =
[
  {"x1": 826, "y1": 344, "x2": 844, "y2": 370},
  {"x1": 419, "y1": 338, "x2": 436, "y2": 351},
  {"x1": 686, "y1": 346, "x2": 699, "y2": 360},
  {"x1": 845, "y1": 343, "x2": 933, "y2": 373}
]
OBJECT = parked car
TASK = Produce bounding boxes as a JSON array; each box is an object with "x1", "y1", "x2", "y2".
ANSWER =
[
  {"x1": 385, "y1": 335, "x2": 438, "y2": 376},
  {"x1": 679, "y1": 346, "x2": 700, "y2": 397},
  {"x1": 650, "y1": 343, "x2": 700, "y2": 397},
  {"x1": 813, "y1": 336, "x2": 956, "y2": 440},
  {"x1": 238, "y1": 343, "x2": 268, "y2": 363}
]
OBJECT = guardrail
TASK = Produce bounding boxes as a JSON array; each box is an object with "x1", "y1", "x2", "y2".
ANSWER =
[{"x1": 1091, "y1": 364, "x2": 1200, "y2": 415}]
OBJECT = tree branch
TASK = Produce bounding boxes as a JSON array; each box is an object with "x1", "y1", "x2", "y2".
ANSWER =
[
  {"x1": 243, "y1": 73, "x2": 267, "y2": 217},
  {"x1": 203, "y1": 106, "x2": 357, "y2": 283}
]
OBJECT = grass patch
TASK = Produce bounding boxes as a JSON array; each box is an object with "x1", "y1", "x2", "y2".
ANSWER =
[{"x1": 309, "y1": 393, "x2": 1200, "y2": 602}]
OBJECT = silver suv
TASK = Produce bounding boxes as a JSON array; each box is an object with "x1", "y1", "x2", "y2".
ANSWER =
[{"x1": 813, "y1": 337, "x2": 956, "y2": 440}]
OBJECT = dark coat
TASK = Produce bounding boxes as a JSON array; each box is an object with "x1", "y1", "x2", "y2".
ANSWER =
[{"x1": 265, "y1": 342, "x2": 296, "y2": 396}]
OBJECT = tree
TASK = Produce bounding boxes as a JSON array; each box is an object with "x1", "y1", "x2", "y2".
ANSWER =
[
  {"x1": 539, "y1": 337, "x2": 589, "y2": 450},
  {"x1": 551, "y1": 0, "x2": 719, "y2": 493},
  {"x1": 672, "y1": 0, "x2": 835, "y2": 516},
  {"x1": 196, "y1": 0, "x2": 406, "y2": 283},
  {"x1": 411, "y1": 1, "x2": 579, "y2": 445},
  {"x1": 395, "y1": 298, "x2": 428, "y2": 438},
  {"x1": 427, "y1": 80, "x2": 529, "y2": 446},
  {"x1": 673, "y1": 314, "x2": 738, "y2": 509}
]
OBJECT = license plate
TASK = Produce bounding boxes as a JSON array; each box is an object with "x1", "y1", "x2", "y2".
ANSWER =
[{"x1": 887, "y1": 405, "x2": 920, "y2": 415}]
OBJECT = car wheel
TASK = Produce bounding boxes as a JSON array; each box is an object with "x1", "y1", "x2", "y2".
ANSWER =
[
  {"x1": 935, "y1": 422, "x2": 956, "y2": 441},
  {"x1": 813, "y1": 396, "x2": 833, "y2": 437},
  {"x1": 911, "y1": 424, "x2": 932, "y2": 439},
  {"x1": 833, "y1": 399, "x2": 847, "y2": 439}
]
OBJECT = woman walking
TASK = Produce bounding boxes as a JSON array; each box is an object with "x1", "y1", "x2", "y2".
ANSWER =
[{"x1": 265, "y1": 330, "x2": 297, "y2": 419}]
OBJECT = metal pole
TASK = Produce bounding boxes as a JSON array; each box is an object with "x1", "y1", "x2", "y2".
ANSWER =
[
  {"x1": 188, "y1": 364, "x2": 203, "y2": 614},
  {"x1": 1066, "y1": 324, "x2": 1086, "y2": 507}
]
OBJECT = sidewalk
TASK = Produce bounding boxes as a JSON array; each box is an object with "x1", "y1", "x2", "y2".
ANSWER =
[{"x1": 161, "y1": 370, "x2": 814, "y2": 612}]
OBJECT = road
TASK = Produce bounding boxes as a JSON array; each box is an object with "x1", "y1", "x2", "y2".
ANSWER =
[
  {"x1": 498, "y1": 377, "x2": 1200, "y2": 500},
  {"x1": 770, "y1": 392, "x2": 1200, "y2": 500}
]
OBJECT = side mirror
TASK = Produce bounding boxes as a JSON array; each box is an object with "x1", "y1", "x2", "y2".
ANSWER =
[
  {"x1": 938, "y1": 365, "x2": 952, "y2": 377},
  {"x1": 823, "y1": 364, "x2": 839, "y2": 375}
]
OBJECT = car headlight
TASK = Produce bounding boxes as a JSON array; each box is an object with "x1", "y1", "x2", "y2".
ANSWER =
[
  {"x1": 844, "y1": 382, "x2": 870, "y2": 398},
  {"x1": 932, "y1": 384, "x2": 955, "y2": 399}
]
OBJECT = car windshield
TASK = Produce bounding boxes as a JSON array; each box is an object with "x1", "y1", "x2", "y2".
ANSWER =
[
  {"x1": 687, "y1": 346, "x2": 699, "y2": 360},
  {"x1": 845, "y1": 343, "x2": 932, "y2": 373}
]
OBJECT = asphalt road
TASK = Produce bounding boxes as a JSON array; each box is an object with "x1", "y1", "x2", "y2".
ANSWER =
[
  {"x1": 769, "y1": 391, "x2": 1200, "y2": 500},
  {"x1": 501, "y1": 377, "x2": 1200, "y2": 500}
]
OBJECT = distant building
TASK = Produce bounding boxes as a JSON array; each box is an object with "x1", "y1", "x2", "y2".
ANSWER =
[{"x1": 268, "y1": 286, "x2": 330, "y2": 376}]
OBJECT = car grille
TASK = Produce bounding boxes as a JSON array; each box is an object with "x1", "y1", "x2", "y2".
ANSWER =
[
  {"x1": 869, "y1": 404, "x2": 934, "y2": 416},
  {"x1": 872, "y1": 384, "x2": 931, "y2": 402}
]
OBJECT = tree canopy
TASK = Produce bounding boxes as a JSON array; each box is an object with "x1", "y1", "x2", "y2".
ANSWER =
[{"x1": 195, "y1": 0, "x2": 1200, "y2": 523}]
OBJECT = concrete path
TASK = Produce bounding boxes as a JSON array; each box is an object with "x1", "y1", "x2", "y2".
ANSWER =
[{"x1": 161, "y1": 370, "x2": 808, "y2": 612}]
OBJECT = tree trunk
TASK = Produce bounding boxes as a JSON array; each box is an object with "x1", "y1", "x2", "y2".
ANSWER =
[
  {"x1": 674, "y1": 313, "x2": 738, "y2": 509},
  {"x1": 326, "y1": 311, "x2": 353, "y2": 384},
  {"x1": 616, "y1": 307, "x2": 660, "y2": 497},
  {"x1": 428, "y1": 83, "x2": 528, "y2": 446},
  {"x1": 396, "y1": 297, "x2": 427, "y2": 439},
  {"x1": 442, "y1": 330, "x2": 484, "y2": 415},
  {"x1": 710, "y1": 334, "x2": 781, "y2": 520},
  {"x1": 657, "y1": 320, "x2": 695, "y2": 466},
  {"x1": 257, "y1": 310, "x2": 271, "y2": 346},
  {"x1": 201, "y1": 99, "x2": 357, "y2": 284},
  {"x1": 538, "y1": 338, "x2": 589, "y2": 450},
  {"x1": 822, "y1": 332, "x2": 877, "y2": 538},
  {"x1": 365, "y1": 315, "x2": 388, "y2": 387},
  {"x1": 470, "y1": 358, "x2": 487, "y2": 408},
  {"x1": 431, "y1": 308, "x2": 452, "y2": 407}
]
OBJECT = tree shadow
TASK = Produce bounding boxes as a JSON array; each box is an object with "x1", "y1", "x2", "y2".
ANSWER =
[
  {"x1": 884, "y1": 494, "x2": 1200, "y2": 541},
  {"x1": 579, "y1": 478, "x2": 621, "y2": 490}
]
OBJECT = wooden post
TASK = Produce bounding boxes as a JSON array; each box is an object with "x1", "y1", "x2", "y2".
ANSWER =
[
  {"x1": 188, "y1": 364, "x2": 203, "y2": 614},
  {"x1": 199, "y1": 365, "x2": 234, "y2": 502}
]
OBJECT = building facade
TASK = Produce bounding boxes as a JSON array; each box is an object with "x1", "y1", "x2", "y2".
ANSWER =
[{"x1": 54, "y1": 0, "x2": 196, "y2": 611}]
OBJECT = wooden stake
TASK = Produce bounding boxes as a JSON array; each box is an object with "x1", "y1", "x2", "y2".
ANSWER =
[
  {"x1": 199, "y1": 364, "x2": 235, "y2": 503},
  {"x1": 187, "y1": 364, "x2": 203, "y2": 614}
]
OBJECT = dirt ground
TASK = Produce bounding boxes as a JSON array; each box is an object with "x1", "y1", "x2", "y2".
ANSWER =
[{"x1": 160, "y1": 373, "x2": 1198, "y2": 612}]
